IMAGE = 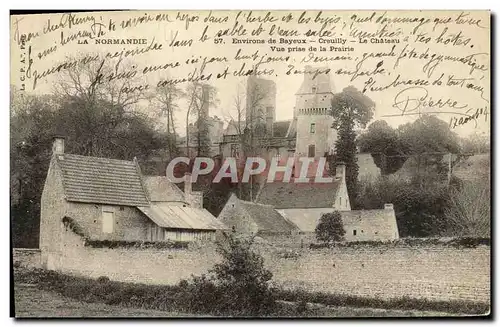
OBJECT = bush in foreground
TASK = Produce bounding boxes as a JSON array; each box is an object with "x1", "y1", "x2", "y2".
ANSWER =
[{"x1": 179, "y1": 233, "x2": 277, "y2": 316}]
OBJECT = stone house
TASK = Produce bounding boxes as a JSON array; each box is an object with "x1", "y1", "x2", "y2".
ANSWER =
[
  {"x1": 280, "y1": 204, "x2": 400, "y2": 243},
  {"x1": 40, "y1": 137, "x2": 226, "y2": 269},
  {"x1": 255, "y1": 161, "x2": 399, "y2": 242},
  {"x1": 218, "y1": 193, "x2": 299, "y2": 238}
]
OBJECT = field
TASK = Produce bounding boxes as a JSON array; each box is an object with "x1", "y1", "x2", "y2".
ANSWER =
[{"x1": 13, "y1": 283, "x2": 455, "y2": 318}]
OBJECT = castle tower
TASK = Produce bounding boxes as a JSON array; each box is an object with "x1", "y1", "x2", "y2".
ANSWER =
[
  {"x1": 246, "y1": 75, "x2": 276, "y2": 136},
  {"x1": 293, "y1": 66, "x2": 337, "y2": 177}
]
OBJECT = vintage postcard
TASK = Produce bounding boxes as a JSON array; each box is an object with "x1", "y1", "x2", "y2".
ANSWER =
[{"x1": 10, "y1": 10, "x2": 490, "y2": 318}]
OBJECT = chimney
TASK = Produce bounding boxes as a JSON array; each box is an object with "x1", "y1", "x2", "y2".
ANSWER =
[
  {"x1": 335, "y1": 161, "x2": 345, "y2": 180},
  {"x1": 384, "y1": 203, "x2": 394, "y2": 210},
  {"x1": 52, "y1": 136, "x2": 65, "y2": 154}
]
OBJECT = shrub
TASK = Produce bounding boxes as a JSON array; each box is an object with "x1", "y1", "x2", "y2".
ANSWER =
[
  {"x1": 14, "y1": 267, "x2": 489, "y2": 316},
  {"x1": 97, "y1": 276, "x2": 110, "y2": 283},
  {"x1": 84, "y1": 239, "x2": 189, "y2": 250},
  {"x1": 181, "y1": 233, "x2": 277, "y2": 316},
  {"x1": 315, "y1": 211, "x2": 346, "y2": 243},
  {"x1": 308, "y1": 237, "x2": 491, "y2": 249}
]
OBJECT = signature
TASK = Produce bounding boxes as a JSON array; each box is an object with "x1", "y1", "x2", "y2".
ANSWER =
[{"x1": 386, "y1": 86, "x2": 468, "y2": 117}]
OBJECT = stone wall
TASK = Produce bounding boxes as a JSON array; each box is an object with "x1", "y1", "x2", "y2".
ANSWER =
[
  {"x1": 13, "y1": 248, "x2": 42, "y2": 268},
  {"x1": 262, "y1": 245, "x2": 490, "y2": 303},
  {"x1": 51, "y1": 228, "x2": 491, "y2": 303}
]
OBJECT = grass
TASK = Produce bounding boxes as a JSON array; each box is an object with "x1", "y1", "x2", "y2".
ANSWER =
[
  {"x1": 13, "y1": 267, "x2": 490, "y2": 317},
  {"x1": 14, "y1": 284, "x2": 453, "y2": 318},
  {"x1": 14, "y1": 284, "x2": 200, "y2": 318}
]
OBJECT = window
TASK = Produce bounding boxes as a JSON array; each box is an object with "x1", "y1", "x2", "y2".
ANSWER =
[
  {"x1": 102, "y1": 211, "x2": 114, "y2": 234},
  {"x1": 308, "y1": 144, "x2": 315, "y2": 158},
  {"x1": 353, "y1": 230, "x2": 357, "y2": 236},
  {"x1": 310, "y1": 123, "x2": 316, "y2": 134},
  {"x1": 312, "y1": 87, "x2": 317, "y2": 93},
  {"x1": 266, "y1": 106, "x2": 273, "y2": 115}
]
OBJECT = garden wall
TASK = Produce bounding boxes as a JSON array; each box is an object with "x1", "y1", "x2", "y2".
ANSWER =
[{"x1": 42, "y1": 228, "x2": 492, "y2": 303}]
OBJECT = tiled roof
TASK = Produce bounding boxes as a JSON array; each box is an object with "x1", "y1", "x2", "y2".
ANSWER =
[
  {"x1": 56, "y1": 154, "x2": 149, "y2": 206},
  {"x1": 138, "y1": 204, "x2": 227, "y2": 230},
  {"x1": 239, "y1": 200, "x2": 298, "y2": 233},
  {"x1": 143, "y1": 176, "x2": 185, "y2": 202},
  {"x1": 256, "y1": 180, "x2": 340, "y2": 209}
]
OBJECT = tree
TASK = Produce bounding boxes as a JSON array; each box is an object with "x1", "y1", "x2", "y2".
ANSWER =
[
  {"x1": 183, "y1": 232, "x2": 276, "y2": 316},
  {"x1": 10, "y1": 54, "x2": 174, "y2": 247},
  {"x1": 315, "y1": 211, "x2": 346, "y2": 243},
  {"x1": 331, "y1": 86, "x2": 375, "y2": 206},
  {"x1": 152, "y1": 81, "x2": 184, "y2": 154},
  {"x1": 11, "y1": 92, "x2": 57, "y2": 248},
  {"x1": 223, "y1": 78, "x2": 270, "y2": 201},
  {"x1": 357, "y1": 120, "x2": 408, "y2": 175},
  {"x1": 356, "y1": 176, "x2": 453, "y2": 237},
  {"x1": 460, "y1": 131, "x2": 490, "y2": 154},
  {"x1": 184, "y1": 82, "x2": 218, "y2": 157},
  {"x1": 445, "y1": 179, "x2": 490, "y2": 238},
  {"x1": 397, "y1": 115, "x2": 461, "y2": 182}
]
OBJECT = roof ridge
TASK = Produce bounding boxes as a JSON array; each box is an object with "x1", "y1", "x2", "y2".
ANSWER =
[
  {"x1": 239, "y1": 199, "x2": 274, "y2": 208},
  {"x1": 61, "y1": 153, "x2": 135, "y2": 164}
]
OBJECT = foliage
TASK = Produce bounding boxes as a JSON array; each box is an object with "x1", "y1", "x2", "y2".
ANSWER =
[
  {"x1": 11, "y1": 93, "x2": 58, "y2": 248},
  {"x1": 62, "y1": 216, "x2": 189, "y2": 249},
  {"x1": 460, "y1": 131, "x2": 490, "y2": 154},
  {"x1": 62, "y1": 216, "x2": 86, "y2": 238},
  {"x1": 398, "y1": 115, "x2": 460, "y2": 155},
  {"x1": 315, "y1": 211, "x2": 346, "y2": 243},
  {"x1": 275, "y1": 288, "x2": 489, "y2": 315},
  {"x1": 15, "y1": 267, "x2": 489, "y2": 316},
  {"x1": 357, "y1": 120, "x2": 408, "y2": 175},
  {"x1": 10, "y1": 55, "x2": 178, "y2": 248},
  {"x1": 309, "y1": 237, "x2": 491, "y2": 249},
  {"x1": 10, "y1": 84, "x2": 175, "y2": 248},
  {"x1": 331, "y1": 86, "x2": 375, "y2": 206},
  {"x1": 445, "y1": 179, "x2": 490, "y2": 238},
  {"x1": 331, "y1": 86, "x2": 375, "y2": 130},
  {"x1": 152, "y1": 82, "x2": 184, "y2": 150},
  {"x1": 184, "y1": 82, "x2": 218, "y2": 157},
  {"x1": 356, "y1": 176, "x2": 451, "y2": 237},
  {"x1": 15, "y1": 232, "x2": 276, "y2": 316},
  {"x1": 359, "y1": 116, "x2": 462, "y2": 180},
  {"x1": 182, "y1": 233, "x2": 277, "y2": 316},
  {"x1": 397, "y1": 115, "x2": 461, "y2": 181},
  {"x1": 84, "y1": 239, "x2": 189, "y2": 250}
]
